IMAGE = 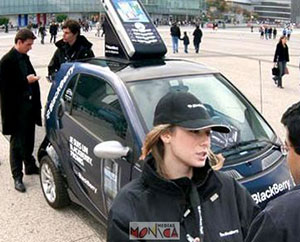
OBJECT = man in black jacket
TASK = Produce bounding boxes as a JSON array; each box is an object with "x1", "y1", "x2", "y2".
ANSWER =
[
  {"x1": 170, "y1": 22, "x2": 181, "y2": 53},
  {"x1": 49, "y1": 21, "x2": 58, "y2": 44},
  {"x1": 48, "y1": 19, "x2": 94, "y2": 80},
  {"x1": 0, "y1": 29, "x2": 42, "y2": 192},
  {"x1": 245, "y1": 101, "x2": 300, "y2": 242}
]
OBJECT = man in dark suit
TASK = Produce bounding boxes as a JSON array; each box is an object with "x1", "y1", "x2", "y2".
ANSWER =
[{"x1": 0, "y1": 29, "x2": 42, "y2": 192}]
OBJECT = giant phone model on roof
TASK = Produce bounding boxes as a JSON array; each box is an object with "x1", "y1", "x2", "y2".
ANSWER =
[{"x1": 101, "y1": 0, "x2": 167, "y2": 59}]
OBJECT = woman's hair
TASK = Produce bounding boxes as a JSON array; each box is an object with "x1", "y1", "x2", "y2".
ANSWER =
[
  {"x1": 279, "y1": 35, "x2": 286, "y2": 44},
  {"x1": 140, "y1": 124, "x2": 173, "y2": 177},
  {"x1": 140, "y1": 125, "x2": 225, "y2": 177}
]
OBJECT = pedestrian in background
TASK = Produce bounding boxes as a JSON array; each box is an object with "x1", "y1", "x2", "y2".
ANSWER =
[
  {"x1": 268, "y1": 27, "x2": 272, "y2": 39},
  {"x1": 95, "y1": 21, "x2": 101, "y2": 37},
  {"x1": 264, "y1": 26, "x2": 268, "y2": 40},
  {"x1": 287, "y1": 28, "x2": 292, "y2": 40},
  {"x1": 107, "y1": 91, "x2": 260, "y2": 242},
  {"x1": 259, "y1": 26, "x2": 264, "y2": 39},
  {"x1": 38, "y1": 24, "x2": 46, "y2": 44},
  {"x1": 48, "y1": 19, "x2": 94, "y2": 80},
  {"x1": 170, "y1": 22, "x2": 181, "y2": 53},
  {"x1": 0, "y1": 29, "x2": 42, "y2": 192},
  {"x1": 49, "y1": 21, "x2": 58, "y2": 44},
  {"x1": 181, "y1": 31, "x2": 190, "y2": 53},
  {"x1": 193, "y1": 25, "x2": 203, "y2": 53},
  {"x1": 245, "y1": 101, "x2": 300, "y2": 242},
  {"x1": 101, "y1": 18, "x2": 107, "y2": 37},
  {"x1": 273, "y1": 28, "x2": 277, "y2": 39},
  {"x1": 273, "y1": 36, "x2": 289, "y2": 88}
]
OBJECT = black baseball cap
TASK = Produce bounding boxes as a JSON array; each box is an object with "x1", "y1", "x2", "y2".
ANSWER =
[{"x1": 153, "y1": 91, "x2": 230, "y2": 133}]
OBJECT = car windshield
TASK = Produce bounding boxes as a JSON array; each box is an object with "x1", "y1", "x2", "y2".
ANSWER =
[{"x1": 127, "y1": 73, "x2": 275, "y2": 157}]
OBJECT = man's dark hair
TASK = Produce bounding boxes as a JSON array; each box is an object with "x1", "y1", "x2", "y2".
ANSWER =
[
  {"x1": 14, "y1": 29, "x2": 36, "y2": 44},
  {"x1": 281, "y1": 101, "x2": 300, "y2": 155},
  {"x1": 62, "y1": 19, "x2": 81, "y2": 35}
]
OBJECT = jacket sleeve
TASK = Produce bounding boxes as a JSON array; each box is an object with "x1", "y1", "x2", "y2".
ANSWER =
[
  {"x1": 107, "y1": 191, "x2": 138, "y2": 242},
  {"x1": 48, "y1": 49, "x2": 61, "y2": 77},
  {"x1": 245, "y1": 210, "x2": 283, "y2": 242},
  {"x1": 86, "y1": 49, "x2": 95, "y2": 58},
  {"x1": 234, "y1": 180, "x2": 261, "y2": 239}
]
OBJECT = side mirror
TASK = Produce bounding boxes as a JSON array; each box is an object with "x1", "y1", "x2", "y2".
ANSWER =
[{"x1": 93, "y1": 141, "x2": 130, "y2": 159}]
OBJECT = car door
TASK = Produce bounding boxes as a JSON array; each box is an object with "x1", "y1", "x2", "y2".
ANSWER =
[{"x1": 60, "y1": 72, "x2": 136, "y2": 218}]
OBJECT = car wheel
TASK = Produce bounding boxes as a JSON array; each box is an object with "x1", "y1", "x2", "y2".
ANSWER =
[{"x1": 40, "y1": 155, "x2": 70, "y2": 208}]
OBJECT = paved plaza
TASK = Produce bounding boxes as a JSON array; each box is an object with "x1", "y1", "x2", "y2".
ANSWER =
[{"x1": 0, "y1": 26, "x2": 300, "y2": 241}]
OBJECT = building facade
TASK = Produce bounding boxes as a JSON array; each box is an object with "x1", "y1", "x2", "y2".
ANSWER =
[
  {"x1": 0, "y1": 0, "x2": 205, "y2": 27},
  {"x1": 291, "y1": 0, "x2": 300, "y2": 23},
  {"x1": 253, "y1": 0, "x2": 291, "y2": 22}
]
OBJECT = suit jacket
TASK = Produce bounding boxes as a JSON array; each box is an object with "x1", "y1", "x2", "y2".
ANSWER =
[{"x1": 0, "y1": 48, "x2": 42, "y2": 135}]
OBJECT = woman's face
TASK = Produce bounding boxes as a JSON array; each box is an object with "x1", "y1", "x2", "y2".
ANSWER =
[
  {"x1": 163, "y1": 127, "x2": 211, "y2": 169},
  {"x1": 281, "y1": 37, "x2": 287, "y2": 44}
]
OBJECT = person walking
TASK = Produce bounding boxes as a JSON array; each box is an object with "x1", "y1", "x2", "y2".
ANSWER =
[
  {"x1": 268, "y1": 27, "x2": 272, "y2": 39},
  {"x1": 170, "y1": 22, "x2": 181, "y2": 53},
  {"x1": 245, "y1": 101, "x2": 300, "y2": 242},
  {"x1": 273, "y1": 36, "x2": 289, "y2": 88},
  {"x1": 48, "y1": 19, "x2": 94, "y2": 80},
  {"x1": 193, "y1": 25, "x2": 203, "y2": 53},
  {"x1": 273, "y1": 28, "x2": 277, "y2": 39},
  {"x1": 38, "y1": 24, "x2": 46, "y2": 44},
  {"x1": 101, "y1": 19, "x2": 107, "y2": 37},
  {"x1": 181, "y1": 31, "x2": 190, "y2": 53},
  {"x1": 49, "y1": 21, "x2": 58, "y2": 44},
  {"x1": 287, "y1": 28, "x2": 292, "y2": 40},
  {"x1": 0, "y1": 29, "x2": 42, "y2": 192},
  {"x1": 107, "y1": 91, "x2": 260, "y2": 242},
  {"x1": 95, "y1": 21, "x2": 101, "y2": 37},
  {"x1": 259, "y1": 26, "x2": 264, "y2": 39},
  {"x1": 264, "y1": 26, "x2": 268, "y2": 40}
]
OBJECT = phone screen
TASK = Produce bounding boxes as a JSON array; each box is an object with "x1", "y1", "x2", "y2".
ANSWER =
[{"x1": 112, "y1": 0, "x2": 150, "y2": 23}]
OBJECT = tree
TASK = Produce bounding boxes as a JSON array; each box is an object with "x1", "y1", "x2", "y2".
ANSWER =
[
  {"x1": 0, "y1": 17, "x2": 9, "y2": 26},
  {"x1": 56, "y1": 14, "x2": 68, "y2": 23},
  {"x1": 206, "y1": 0, "x2": 229, "y2": 13},
  {"x1": 206, "y1": 0, "x2": 229, "y2": 20}
]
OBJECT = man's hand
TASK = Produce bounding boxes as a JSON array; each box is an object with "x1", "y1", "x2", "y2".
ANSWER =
[{"x1": 27, "y1": 74, "x2": 40, "y2": 84}]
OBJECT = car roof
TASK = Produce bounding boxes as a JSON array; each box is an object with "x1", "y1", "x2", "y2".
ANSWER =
[{"x1": 84, "y1": 57, "x2": 219, "y2": 82}]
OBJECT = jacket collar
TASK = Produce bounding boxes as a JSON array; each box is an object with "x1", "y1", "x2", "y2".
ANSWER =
[
  {"x1": 10, "y1": 47, "x2": 28, "y2": 61},
  {"x1": 55, "y1": 35, "x2": 93, "y2": 49},
  {"x1": 141, "y1": 155, "x2": 222, "y2": 201}
]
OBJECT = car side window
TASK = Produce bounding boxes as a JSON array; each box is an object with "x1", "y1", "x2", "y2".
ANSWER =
[
  {"x1": 63, "y1": 74, "x2": 79, "y2": 113},
  {"x1": 70, "y1": 74, "x2": 129, "y2": 143}
]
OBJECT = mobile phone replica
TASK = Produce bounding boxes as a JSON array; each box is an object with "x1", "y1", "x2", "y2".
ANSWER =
[{"x1": 101, "y1": 0, "x2": 167, "y2": 59}]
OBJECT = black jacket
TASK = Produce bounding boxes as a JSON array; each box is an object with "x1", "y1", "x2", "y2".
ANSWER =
[
  {"x1": 273, "y1": 42, "x2": 289, "y2": 62},
  {"x1": 49, "y1": 24, "x2": 58, "y2": 35},
  {"x1": 108, "y1": 156, "x2": 260, "y2": 242},
  {"x1": 245, "y1": 185, "x2": 300, "y2": 242},
  {"x1": 170, "y1": 25, "x2": 181, "y2": 38},
  {"x1": 48, "y1": 35, "x2": 94, "y2": 76},
  {"x1": 193, "y1": 28, "x2": 203, "y2": 45},
  {"x1": 0, "y1": 48, "x2": 42, "y2": 135},
  {"x1": 182, "y1": 35, "x2": 190, "y2": 45}
]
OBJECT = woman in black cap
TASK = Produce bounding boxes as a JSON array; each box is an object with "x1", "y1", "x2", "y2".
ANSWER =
[{"x1": 107, "y1": 91, "x2": 260, "y2": 242}]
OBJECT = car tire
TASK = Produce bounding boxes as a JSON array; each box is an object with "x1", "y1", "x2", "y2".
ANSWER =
[{"x1": 40, "y1": 155, "x2": 70, "y2": 208}]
